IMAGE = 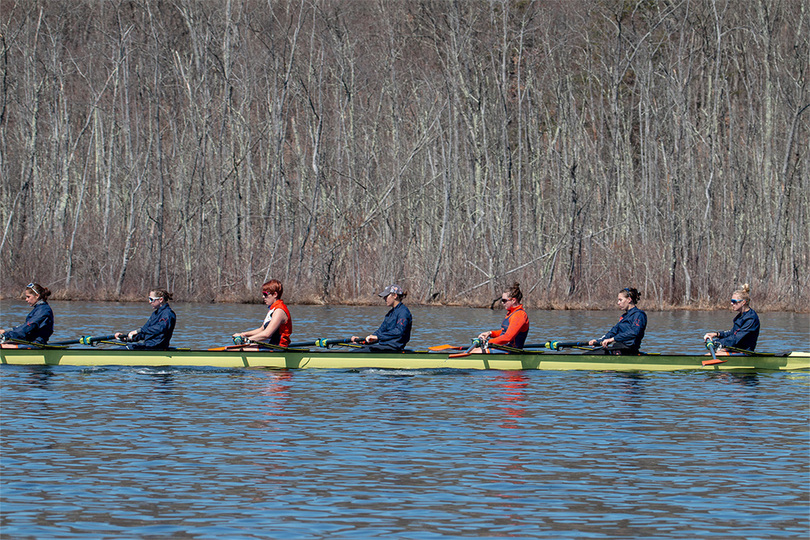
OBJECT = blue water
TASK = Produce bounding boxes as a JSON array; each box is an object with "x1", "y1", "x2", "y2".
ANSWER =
[
  {"x1": 2, "y1": 303, "x2": 809, "y2": 538},
  {"x1": 2, "y1": 366, "x2": 809, "y2": 538}
]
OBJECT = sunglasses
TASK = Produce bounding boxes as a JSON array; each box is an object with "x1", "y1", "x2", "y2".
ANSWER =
[
  {"x1": 730, "y1": 299, "x2": 742, "y2": 304},
  {"x1": 500, "y1": 297, "x2": 510, "y2": 303},
  {"x1": 27, "y1": 282, "x2": 40, "y2": 296},
  {"x1": 148, "y1": 296, "x2": 160, "y2": 302},
  {"x1": 262, "y1": 292, "x2": 273, "y2": 298}
]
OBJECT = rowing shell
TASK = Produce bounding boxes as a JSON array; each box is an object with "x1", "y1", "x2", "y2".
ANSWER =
[{"x1": 1, "y1": 347, "x2": 808, "y2": 371}]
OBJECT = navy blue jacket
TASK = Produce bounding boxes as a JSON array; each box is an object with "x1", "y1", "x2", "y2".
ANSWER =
[
  {"x1": 717, "y1": 308, "x2": 760, "y2": 351},
  {"x1": 601, "y1": 306, "x2": 647, "y2": 351},
  {"x1": 133, "y1": 303, "x2": 176, "y2": 350},
  {"x1": 373, "y1": 302, "x2": 412, "y2": 351},
  {"x1": 4, "y1": 301, "x2": 54, "y2": 344}
]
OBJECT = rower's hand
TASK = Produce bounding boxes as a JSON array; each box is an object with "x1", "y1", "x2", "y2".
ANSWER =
[
  {"x1": 588, "y1": 339, "x2": 598, "y2": 346},
  {"x1": 365, "y1": 335, "x2": 378, "y2": 344},
  {"x1": 478, "y1": 331, "x2": 491, "y2": 340},
  {"x1": 601, "y1": 338, "x2": 614, "y2": 348},
  {"x1": 703, "y1": 332, "x2": 717, "y2": 341}
]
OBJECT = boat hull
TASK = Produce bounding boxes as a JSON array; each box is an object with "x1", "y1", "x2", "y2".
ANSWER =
[{"x1": 2, "y1": 347, "x2": 808, "y2": 371}]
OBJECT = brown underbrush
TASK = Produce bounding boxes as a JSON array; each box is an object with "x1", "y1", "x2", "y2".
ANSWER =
[{"x1": 2, "y1": 287, "x2": 805, "y2": 313}]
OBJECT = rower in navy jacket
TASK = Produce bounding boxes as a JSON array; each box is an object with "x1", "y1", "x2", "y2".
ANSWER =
[
  {"x1": 351, "y1": 284, "x2": 412, "y2": 352},
  {"x1": 0, "y1": 282, "x2": 54, "y2": 345},
  {"x1": 703, "y1": 283, "x2": 760, "y2": 352},
  {"x1": 589, "y1": 287, "x2": 647, "y2": 355},
  {"x1": 115, "y1": 289, "x2": 177, "y2": 350}
]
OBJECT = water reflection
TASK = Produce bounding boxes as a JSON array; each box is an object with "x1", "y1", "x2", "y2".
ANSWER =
[
  {"x1": 260, "y1": 370, "x2": 293, "y2": 418},
  {"x1": 616, "y1": 372, "x2": 645, "y2": 402},
  {"x1": 494, "y1": 372, "x2": 529, "y2": 428},
  {"x1": 707, "y1": 372, "x2": 759, "y2": 388},
  {"x1": 146, "y1": 371, "x2": 175, "y2": 393},
  {"x1": 23, "y1": 365, "x2": 56, "y2": 389}
]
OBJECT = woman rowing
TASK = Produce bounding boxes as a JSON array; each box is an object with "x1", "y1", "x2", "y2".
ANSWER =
[
  {"x1": 115, "y1": 289, "x2": 176, "y2": 350},
  {"x1": 702, "y1": 283, "x2": 760, "y2": 352},
  {"x1": 232, "y1": 279, "x2": 292, "y2": 347},
  {"x1": 0, "y1": 282, "x2": 54, "y2": 345},
  {"x1": 588, "y1": 287, "x2": 647, "y2": 355},
  {"x1": 350, "y1": 284, "x2": 412, "y2": 352},
  {"x1": 476, "y1": 282, "x2": 529, "y2": 351}
]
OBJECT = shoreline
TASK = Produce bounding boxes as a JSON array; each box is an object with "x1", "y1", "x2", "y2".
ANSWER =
[{"x1": 0, "y1": 295, "x2": 805, "y2": 313}]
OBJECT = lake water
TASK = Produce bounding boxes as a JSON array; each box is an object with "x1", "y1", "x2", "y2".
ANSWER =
[{"x1": 1, "y1": 301, "x2": 809, "y2": 538}]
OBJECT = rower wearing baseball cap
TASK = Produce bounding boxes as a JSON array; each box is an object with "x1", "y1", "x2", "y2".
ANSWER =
[{"x1": 350, "y1": 284, "x2": 412, "y2": 352}]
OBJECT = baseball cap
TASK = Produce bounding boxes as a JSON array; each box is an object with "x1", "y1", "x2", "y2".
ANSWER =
[{"x1": 378, "y1": 284, "x2": 404, "y2": 297}]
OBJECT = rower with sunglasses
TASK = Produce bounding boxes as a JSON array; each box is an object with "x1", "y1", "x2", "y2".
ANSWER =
[
  {"x1": 588, "y1": 287, "x2": 647, "y2": 355},
  {"x1": 232, "y1": 279, "x2": 292, "y2": 348},
  {"x1": 0, "y1": 282, "x2": 54, "y2": 345},
  {"x1": 703, "y1": 283, "x2": 760, "y2": 352},
  {"x1": 476, "y1": 283, "x2": 529, "y2": 350},
  {"x1": 115, "y1": 289, "x2": 176, "y2": 349}
]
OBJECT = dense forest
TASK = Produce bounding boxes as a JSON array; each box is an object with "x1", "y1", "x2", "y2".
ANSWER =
[{"x1": 1, "y1": 0, "x2": 807, "y2": 310}]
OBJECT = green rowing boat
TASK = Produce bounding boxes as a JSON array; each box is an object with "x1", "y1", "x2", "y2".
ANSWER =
[{"x1": 1, "y1": 346, "x2": 808, "y2": 371}]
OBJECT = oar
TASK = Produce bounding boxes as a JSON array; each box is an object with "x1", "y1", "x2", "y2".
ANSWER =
[
  {"x1": 314, "y1": 337, "x2": 362, "y2": 348},
  {"x1": 288, "y1": 340, "x2": 319, "y2": 348},
  {"x1": 0, "y1": 338, "x2": 69, "y2": 349},
  {"x1": 722, "y1": 345, "x2": 775, "y2": 356},
  {"x1": 208, "y1": 343, "x2": 255, "y2": 351},
  {"x1": 543, "y1": 341, "x2": 597, "y2": 351},
  {"x1": 488, "y1": 343, "x2": 545, "y2": 354},
  {"x1": 211, "y1": 339, "x2": 311, "y2": 351},
  {"x1": 50, "y1": 334, "x2": 119, "y2": 346},
  {"x1": 249, "y1": 339, "x2": 310, "y2": 351},
  {"x1": 427, "y1": 344, "x2": 466, "y2": 352},
  {"x1": 702, "y1": 340, "x2": 725, "y2": 366},
  {"x1": 449, "y1": 338, "x2": 485, "y2": 358}
]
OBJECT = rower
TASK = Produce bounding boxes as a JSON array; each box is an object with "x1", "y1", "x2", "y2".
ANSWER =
[
  {"x1": 0, "y1": 282, "x2": 55, "y2": 345},
  {"x1": 232, "y1": 279, "x2": 292, "y2": 348},
  {"x1": 350, "y1": 284, "x2": 412, "y2": 352},
  {"x1": 703, "y1": 283, "x2": 760, "y2": 353},
  {"x1": 115, "y1": 289, "x2": 176, "y2": 350},
  {"x1": 588, "y1": 287, "x2": 647, "y2": 355},
  {"x1": 474, "y1": 282, "x2": 529, "y2": 353}
]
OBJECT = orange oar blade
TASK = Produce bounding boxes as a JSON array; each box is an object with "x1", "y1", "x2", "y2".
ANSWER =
[
  {"x1": 428, "y1": 344, "x2": 465, "y2": 351},
  {"x1": 702, "y1": 358, "x2": 728, "y2": 366},
  {"x1": 208, "y1": 344, "x2": 249, "y2": 351}
]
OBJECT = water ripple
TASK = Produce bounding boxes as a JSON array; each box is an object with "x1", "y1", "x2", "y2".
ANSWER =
[{"x1": 2, "y1": 367, "x2": 809, "y2": 538}]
